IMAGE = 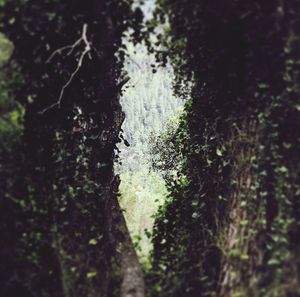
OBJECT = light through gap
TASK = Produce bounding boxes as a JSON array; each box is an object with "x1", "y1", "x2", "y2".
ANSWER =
[{"x1": 115, "y1": 2, "x2": 183, "y2": 263}]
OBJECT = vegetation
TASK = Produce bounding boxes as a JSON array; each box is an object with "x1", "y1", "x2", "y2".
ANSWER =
[
  {"x1": 117, "y1": 41, "x2": 182, "y2": 263},
  {"x1": 148, "y1": 1, "x2": 300, "y2": 297},
  {"x1": 1, "y1": 1, "x2": 300, "y2": 297},
  {"x1": 0, "y1": 1, "x2": 145, "y2": 296}
]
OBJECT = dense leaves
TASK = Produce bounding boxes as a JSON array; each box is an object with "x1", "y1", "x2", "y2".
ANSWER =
[
  {"x1": 149, "y1": 1, "x2": 300, "y2": 297},
  {"x1": 0, "y1": 1, "x2": 144, "y2": 296},
  {"x1": 1, "y1": 1, "x2": 300, "y2": 297}
]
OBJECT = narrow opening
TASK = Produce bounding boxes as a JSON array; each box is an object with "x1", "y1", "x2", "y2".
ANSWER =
[{"x1": 115, "y1": 25, "x2": 183, "y2": 264}]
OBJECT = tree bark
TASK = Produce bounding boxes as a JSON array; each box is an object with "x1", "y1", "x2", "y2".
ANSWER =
[{"x1": 107, "y1": 176, "x2": 146, "y2": 297}]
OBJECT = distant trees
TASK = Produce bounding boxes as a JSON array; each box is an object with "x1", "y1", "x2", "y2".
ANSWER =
[
  {"x1": 117, "y1": 42, "x2": 182, "y2": 267},
  {"x1": 117, "y1": 43, "x2": 182, "y2": 173}
]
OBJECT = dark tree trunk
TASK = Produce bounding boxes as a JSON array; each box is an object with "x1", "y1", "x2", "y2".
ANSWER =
[{"x1": 0, "y1": 1, "x2": 145, "y2": 297}]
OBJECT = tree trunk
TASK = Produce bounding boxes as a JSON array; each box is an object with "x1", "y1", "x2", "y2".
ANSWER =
[{"x1": 107, "y1": 176, "x2": 146, "y2": 297}]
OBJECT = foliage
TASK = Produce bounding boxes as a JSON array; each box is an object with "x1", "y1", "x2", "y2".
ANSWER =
[
  {"x1": 0, "y1": 33, "x2": 27, "y2": 297},
  {"x1": 149, "y1": 109, "x2": 184, "y2": 184},
  {"x1": 116, "y1": 41, "x2": 183, "y2": 173},
  {"x1": 148, "y1": 1, "x2": 300, "y2": 297},
  {"x1": 117, "y1": 39, "x2": 182, "y2": 266},
  {"x1": 0, "y1": 1, "x2": 144, "y2": 296},
  {"x1": 1, "y1": 1, "x2": 300, "y2": 296},
  {"x1": 119, "y1": 168, "x2": 167, "y2": 265}
]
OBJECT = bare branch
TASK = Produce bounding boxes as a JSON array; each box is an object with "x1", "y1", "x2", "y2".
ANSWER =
[
  {"x1": 46, "y1": 44, "x2": 75, "y2": 64},
  {"x1": 46, "y1": 25, "x2": 89, "y2": 63},
  {"x1": 117, "y1": 76, "x2": 130, "y2": 91},
  {"x1": 39, "y1": 24, "x2": 91, "y2": 115}
]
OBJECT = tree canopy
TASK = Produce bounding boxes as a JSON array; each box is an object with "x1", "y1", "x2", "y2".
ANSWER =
[{"x1": 0, "y1": 1, "x2": 300, "y2": 297}]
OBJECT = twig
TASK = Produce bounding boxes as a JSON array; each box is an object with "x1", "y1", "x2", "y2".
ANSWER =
[
  {"x1": 127, "y1": 56, "x2": 142, "y2": 70},
  {"x1": 46, "y1": 26, "x2": 86, "y2": 63},
  {"x1": 117, "y1": 76, "x2": 130, "y2": 91},
  {"x1": 39, "y1": 24, "x2": 91, "y2": 115}
]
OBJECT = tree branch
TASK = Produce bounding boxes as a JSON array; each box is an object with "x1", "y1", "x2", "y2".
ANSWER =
[{"x1": 39, "y1": 24, "x2": 91, "y2": 115}]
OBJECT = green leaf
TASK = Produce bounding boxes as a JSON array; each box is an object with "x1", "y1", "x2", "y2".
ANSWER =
[
  {"x1": 240, "y1": 201, "x2": 247, "y2": 207},
  {"x1": 192, "y1": 200, "x2": 198, "y2": 206},
  {"x1": 8, "y1": 17, "x2": 15, "y2": 25},
  {"x1": 283, "y1": 142, "x2": 292, "y2": 149},
  {"x1": 89, "y1": 239, "x2": 97, "y2": 245},
  {"x1": 87, "y1": 271, "x2": 97, "y2": 278},
  {"x1": 268, "y1": 258, "x2": 280, "y2": 266},
  {"x1": 240, "y1": 254, "x2": 249, "y2": 260},
  {"x1": 216, "y1": 148, "x2": 222, "y2": 157},
  {"x1": 278, "y1": 166, "x2": 288, "y2": 174},
  {"x1": 257, "y1": 83, "x2": 269, "y2": 89},
  {"x1": 295, "y1": 104, "x2": 300, "y2": 111},
  {"x1": 192, "y1": 212, "x2": 199, "y2": 219}
]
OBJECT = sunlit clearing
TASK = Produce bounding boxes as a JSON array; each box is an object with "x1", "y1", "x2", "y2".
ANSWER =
[{"x1": 115, "y1": 41, "x2": 183, "y2": 264}]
